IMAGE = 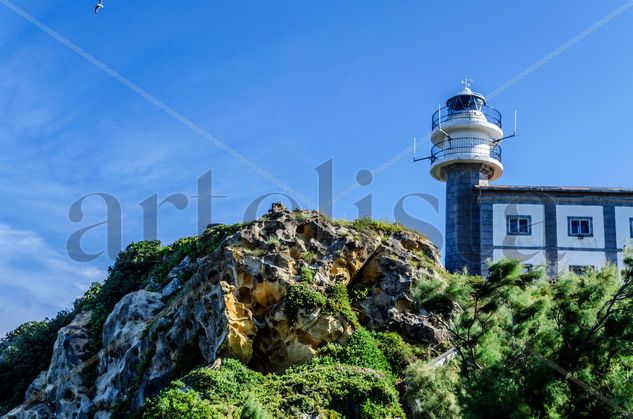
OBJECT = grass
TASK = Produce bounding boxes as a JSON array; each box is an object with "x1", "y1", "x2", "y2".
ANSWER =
[
  {"x1": 292, "y1": 213, "x2": 310, "y2": 222},
  {"x1": 349, "y1": 217, "x2": 408, "y2": 235}
]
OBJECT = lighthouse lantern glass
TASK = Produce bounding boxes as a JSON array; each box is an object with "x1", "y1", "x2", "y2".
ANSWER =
[{"x1": 446, "y1": 95, "x2": 485, "y2": 112}]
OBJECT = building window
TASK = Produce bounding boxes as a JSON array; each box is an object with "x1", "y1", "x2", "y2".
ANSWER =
[
  {"x1": 507, "y1": 216, "x2": 531, "y2": 235},
  {"x1": 630, "y1": 218, "x2": 633, "y2": 238},
  {"x1": 569, "y1": 265, "x2": 594, "y2": 275},
  {"x1": 568, "y1": 217, "x2": 593, "y2": 237}
]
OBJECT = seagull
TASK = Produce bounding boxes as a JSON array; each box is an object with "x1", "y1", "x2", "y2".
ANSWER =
[{"x1": 94, "y1": 0, "x2": 104, "y2": 14}]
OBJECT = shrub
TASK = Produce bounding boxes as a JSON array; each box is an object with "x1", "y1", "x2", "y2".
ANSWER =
[
  {"x1": 149, "y1": 223, "x2": 243, "y2": 286},
  {"x1": 77, "y1": 224, "x2": 244, "y2": 353},
  {"x1": 326, "y1": 284, "x2": 358, "y2": 326},
  {"x1": 240, "y1": 397, "x2": 272, "y2": 419},
  {"x1": 284, "y1": 284, "x2": 326, "y2": 322},
  {"x1": 299, "y1": 266, "x2": 315, "y2": 283},
  {"x1": 404, "y1": 362, "x2": 461, "y2": 419},
  {"x1": 185, "y1": 359, "x2": 265, "y2": 405},
  {"x1": 319, "y1": 328, "x2": 392, "y2": 376},
  {"x1": 374, "y1": 331, "x2": 418, "y2": 377},
  {"x1": 409, "y1": 259, "x2": 633, "y2": 417},
  {"x1": 143, "y1": 384, "x2": 214, "y2": 419},
  {"x1": 278, "y1": 362, "x2": 404, "y2": 418},
  {"x1": 147, "y1": 357, "x2": 404, "y2": 418}
]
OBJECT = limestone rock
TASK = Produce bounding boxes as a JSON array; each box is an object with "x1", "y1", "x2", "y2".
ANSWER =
[
  {"x1": 5, "y1": 311, "x2": 95, "y2": 419},
  {"x1": 93, "y1": 290, "x2": 165, "y2": 415},
  {"x1": 161, "y1": 277, "x2": 182, "y2": 298},
  {"x1": 353, "y1": 232, "x2": 449, "y2": 344}
]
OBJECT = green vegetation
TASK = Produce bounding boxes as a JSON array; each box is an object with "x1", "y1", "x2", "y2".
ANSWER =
[
  {"x1": 374, "y1": 331, "x2": 431, "y2": 377},
  {"x1": 292, "y1": 212, "x2": 310, "y2": 222},
  {"x1": 349, "y1": 280, "x2": 371, "y2": 303},
  {"x1": 80, "y1": 240, "x2": 166, "y2": 351},
  {"x1": 147, "y1": 223, "x2": 244, "y2": 287},
  {"x1": 142, "y1": 329, "x2": 418, "y2": 418},
  {"x1": 240, "y1": 397, "x2": 271, "y2": 419},
  {"x1": 78, "y1": 223, "x2": 243, "y2": 351},
  {"x1": 349, "y1": 217, "x2": 408, "y2": 235},
  {"x1": 143, "y1": 383, "x2": 214, "y2": 418},
  {"x1": 265, "y1": 237, "x2": 280, "y2": 247},
  {"x1": 4, "y1": 212, "x2": 632, "y2": 418},
  {"x1": 326, "y1": 284, "x2": 359, "y2": 327},
  {"x1": 299, "y1": 251, "x2": 318, "y2": 263},
  {"x1": 284, "y1": 284, "x2": 326, "y2": 322},
  {"x1": 0, "y1": 312, "x2": 74, "y2": 414},
  {"x1": 142, "y1": 356, "x2": 404, "y2": 418},
  {"x1": 299, "y1": 265, "x2": 315, "y2": 283},
  {"x1": 139, "y1": 256, "x2": 633, "y2": 418},
  {"x1": 404, "y1": 362, "x2": 462, "y2": 418},
  {"x1": 0, "y1": 223, "x2": 243, "y2": 416},
  {"x1": 318, "y1": 328, "x2": 392, "y2": 377},
  {"x1": 408, "y1": 258, "x2": 633, "y2": 417}
]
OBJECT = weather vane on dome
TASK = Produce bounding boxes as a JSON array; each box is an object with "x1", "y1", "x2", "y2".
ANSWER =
[{"x1": 461, "y1": 78, "x2": 473, "y2": 89}]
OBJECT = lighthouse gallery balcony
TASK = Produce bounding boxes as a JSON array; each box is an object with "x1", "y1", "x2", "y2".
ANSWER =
[
  {"x1": 431, "y1": 105, "x2": 502, "y2": 131},
  {"x1": 430, "y1": 137, "x2": 501, "y2": 164},
  {"x1": 429, "y1": 136, "x2": 504, "y2": 181}
]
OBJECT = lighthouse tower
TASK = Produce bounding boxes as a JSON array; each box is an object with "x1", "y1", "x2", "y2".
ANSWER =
[{"x1": 428, "y1": 81, "x2": 505, "y2": 274}]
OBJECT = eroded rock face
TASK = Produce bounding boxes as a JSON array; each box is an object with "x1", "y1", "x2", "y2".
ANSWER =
[
  {"x1": 5, "y1": 311, "x2": 95, "y2": 419},
  {"x1": 354, "y1": 231, "x2": 449, "y2": 344},
  {"x1": 5, "y1": 205, "x2": 448, "y2": 418},
  {"x1": 93, "y1": 290, "x2": 165, "y2": 416}
]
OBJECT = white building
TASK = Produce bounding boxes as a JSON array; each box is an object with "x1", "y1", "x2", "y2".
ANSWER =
[{"x1": 420, "y1": 83, "x2": 633, "y2": 276}]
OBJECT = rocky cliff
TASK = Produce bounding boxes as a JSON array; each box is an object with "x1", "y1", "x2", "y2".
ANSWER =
[{"x1": 4, "y1": 204, "x2": 449, "y2": 418}]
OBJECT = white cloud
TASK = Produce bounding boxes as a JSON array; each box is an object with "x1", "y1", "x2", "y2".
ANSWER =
[{"x1": 0, "y1": 223, "x2": 104, "y2": 336}]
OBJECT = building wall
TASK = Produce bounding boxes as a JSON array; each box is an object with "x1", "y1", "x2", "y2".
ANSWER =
[
  {"x1": 615, "y1": 206, "x2": 633, "y2": 249},
  {"x1": 618, "y1": 252, "x2": 629, "y2": 269},
  {"x1": 490, "y1": 203, "x2": 547, "y2": 271},
  {"x1": 478, "y1": 189, "x2": 633, "y2": 276},
  {"x1": 492, "y1": 204, "x2": 545, "y2": 247},
  {"x1": 555, "y1": 205, "x2": 605, "y2": 249},
  {"x1": 616, "y1": 206, "x2": 633, "y2": 268},
  {"x1": 557, "y1": 250, "x2": 606, "y2": 272},
  {"x1": 492, "y1": 248, "x2": 546, "y2": 267}
]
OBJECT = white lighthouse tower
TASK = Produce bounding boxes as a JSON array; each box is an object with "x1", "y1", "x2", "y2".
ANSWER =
[{"x1": 418, "y1": 81, "x2": 509, "y2": 274}]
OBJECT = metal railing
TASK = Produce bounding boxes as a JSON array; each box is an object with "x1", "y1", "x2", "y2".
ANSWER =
[
  {"x1": 430, "y1": 137, "x2": 502, "y2": 164},
  {"x1": 431, "y1": 105, "x2": 502, "y2": 130}
]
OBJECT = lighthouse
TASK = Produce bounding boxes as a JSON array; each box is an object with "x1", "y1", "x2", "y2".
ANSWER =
[
  {"x1": 425, "y1": 81, "x2": 505, "y2": 274},
  {"x1": 415, "y1": 81, "x2": 633, "y2": 277}
]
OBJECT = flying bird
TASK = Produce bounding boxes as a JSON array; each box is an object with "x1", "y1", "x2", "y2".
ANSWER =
[{"x1": 94, "y1": 0, "x2": 104, "y2": 14}]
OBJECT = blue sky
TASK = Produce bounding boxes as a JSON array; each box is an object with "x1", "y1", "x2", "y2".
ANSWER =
[{"x1": 1, "y1": 0, "x2": 632, "y2": 335}]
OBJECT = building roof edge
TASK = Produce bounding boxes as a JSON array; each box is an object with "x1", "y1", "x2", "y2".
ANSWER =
[{"x1": 476, "y1": 185, "x2": 633, "y2": 195}]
